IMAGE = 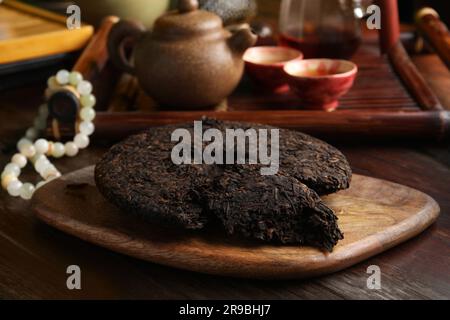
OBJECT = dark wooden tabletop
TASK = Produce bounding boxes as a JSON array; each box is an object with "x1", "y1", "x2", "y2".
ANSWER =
[{"x1": 1, "y1": 1, "x2": 450, "y2": 298}]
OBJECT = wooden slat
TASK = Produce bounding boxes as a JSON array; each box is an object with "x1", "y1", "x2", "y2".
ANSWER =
[
  {"x1": 388, "y1": 40, "x2": 443, "y2": 111},
  {"x1": 92, "y1": 110, "x2": 450, "y2": 142}
]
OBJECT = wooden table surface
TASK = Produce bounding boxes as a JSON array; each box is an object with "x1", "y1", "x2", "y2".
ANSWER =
[{"x1": 1, "y1": 2, "x2": 450, "y2": 298}]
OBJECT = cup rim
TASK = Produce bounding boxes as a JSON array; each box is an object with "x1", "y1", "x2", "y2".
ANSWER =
[
  {"x1": 244, "y1": 46, "x2": 304, "y2": 67},
  {"x1": 284, "y1": 59, "x2": 358, "y2": 80}
]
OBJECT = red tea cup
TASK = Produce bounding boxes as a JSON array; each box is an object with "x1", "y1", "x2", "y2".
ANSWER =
[
  {"x1": 244, "y1": 46, "x2": 303, "y2": 92},
  {"x1": 284, "y1": 59, "x2": 358, "y2": 111}
]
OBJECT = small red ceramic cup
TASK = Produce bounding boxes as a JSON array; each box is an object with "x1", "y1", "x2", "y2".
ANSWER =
[
  {"x1": 244, "y1": 46, "x2": 303, "y2": 92},
  {"x1": 284, "y1": 59, "x2": 358, "y2": 111}
]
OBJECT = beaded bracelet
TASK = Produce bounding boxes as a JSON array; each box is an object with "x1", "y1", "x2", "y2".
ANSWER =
[{"x1": 1, "y1": 70, "x2": 96, "y2": 200}]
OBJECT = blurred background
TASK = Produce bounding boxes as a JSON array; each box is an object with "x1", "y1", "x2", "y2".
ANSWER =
[{"x1": 19, "y1": 0, "x2": 450, "y2": 26}]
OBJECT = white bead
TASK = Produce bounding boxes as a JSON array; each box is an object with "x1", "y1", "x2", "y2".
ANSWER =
[
  {"x1": 77, "y1": 80, "x2": 93, "y2": 95},
  {"x1": 79, "y1": 121, "x2": 95, "y2": 136},
  {"x1": 3, "y1": 163, "x2": 20, "y2": 177},
  {"x1": 56, "y1": 70, "x2": 70, "y2": 85},
  {"x1": 39, "y1": 104, "x2": 49, "y2": 118},
  {"x1": 80, "y1": 94, "x2": 96, "y2": 108},
  {"x1": 65, "y1": 142, "x2": 79, "y2": 157},
  {"x1": 74, "y1": 134, "x2": 90, "y2": 149},
  {"x1": 36, "y1": 181, "x2": 48, "y2": 190},
  {"x1": 52, "y1": 142, "x2": 65, "y2": 158},
  {"x1": 69, "y1": 71, "x2": 83, "y2": 86},
  {"x1": 25, "y1": 127, "x2": 38, "y2": 140},
  {"x1": 80, "y1": 107, "x2": 96, "y2": 122},
  {"x1": 35, "y1": 157, "x2": 50, "y2": 173},
  {"x1": 31, "y1": 153, "x2": 45, "y2": 164},
  {"x1": 47, "y1": 76, "x2": 59, "y2": 90},
  {"x1": 42, "y1": 166, "x2": 59, "y2": 180},
  {"x1": 37, "y1": 163, "x2": 51, "y2": 176},
  {"x1": 21, "y1": 144, "x2": 36, "y2": 158},
  {"x1": 47, "y1": 172, "x2": 61, "y2": 181},
  {"x1": 2, "y1": 170, "x2": 13, "y2": 179},
  {"x1": 34, "y1": 139, "x2": 49, "y2": 154},
  {"x1": 17, "y1": 138, "x2": 32, "y2": 151},
  {"x1": 7, "y1": 180, "x2": 23, "y2": 197},
  {"x1": 1, "y1": 174, "x2": 17, "y2": 190},
  {"x1": 19, "y1": 183, "x2": 35, "y2": 200},
  {"x1": 33, "y1": 116, "x2": 47, "y2": 130},
  {"x1": 11, "y1": 154, "x2": 27, "y2": 168}
]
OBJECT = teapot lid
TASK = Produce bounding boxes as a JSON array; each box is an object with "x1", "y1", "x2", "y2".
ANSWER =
[{"x1": 153, "y1": 0, "x2": 223, "y2": 37}]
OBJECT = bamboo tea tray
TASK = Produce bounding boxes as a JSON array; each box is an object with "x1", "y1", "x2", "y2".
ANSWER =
[
  {"x1": 31, "y1": 166, "x2": 440, "y2": 279},
  {"x1": 46, "y1": 15, "x2": 450, "y2": 142},
  {"x1": 0, "y1": 0, "x2": 93, "y2": 64}
]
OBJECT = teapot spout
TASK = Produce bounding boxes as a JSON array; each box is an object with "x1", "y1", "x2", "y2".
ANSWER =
[{"x1": 228, "y1": 25, "x2": 257, "y2": 56}]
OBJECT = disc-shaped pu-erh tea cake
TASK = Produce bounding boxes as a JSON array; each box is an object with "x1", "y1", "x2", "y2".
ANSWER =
[{"x1": 95, "y1": 120, "x2": 351, "y2": 251}]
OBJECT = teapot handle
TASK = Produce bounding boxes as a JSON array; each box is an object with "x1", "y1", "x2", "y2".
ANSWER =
[{"x1": 107, "y1": 20, "x2": 146, "y2": 75}]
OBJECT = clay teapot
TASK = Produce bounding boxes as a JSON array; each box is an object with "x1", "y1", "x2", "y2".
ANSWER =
[{"x1": 107, "y1": 0, "x2": 257, "y2": 109}]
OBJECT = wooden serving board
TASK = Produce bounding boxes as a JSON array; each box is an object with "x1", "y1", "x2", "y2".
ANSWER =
[{"x1": 31, "y1": 166, "x2": 440, "y2": 279}]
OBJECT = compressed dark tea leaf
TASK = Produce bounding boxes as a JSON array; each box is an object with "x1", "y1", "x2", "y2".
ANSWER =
[
  {"x1": 206, "y1": 119, "x2": 352, "y2": 195},
  {"x1": 205, "y1": 165, "x2": 343, "y2": 251},
  {"x1": 95, "y1": 120, "x2": 351, "y2": 251},
  {"x1": 95, "y1": 124, "x2": 214, "y2": 230}
]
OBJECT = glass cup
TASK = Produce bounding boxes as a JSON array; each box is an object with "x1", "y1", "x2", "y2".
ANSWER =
[{"x1": 279, "y1": 0, "x2": 371, "y2": 59}]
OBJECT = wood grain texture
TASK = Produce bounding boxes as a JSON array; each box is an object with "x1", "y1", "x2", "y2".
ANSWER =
[
  {"x1": 0, "y1": 0, "x2": 93, "y2": 64},
  {"x1": 31, "y1": 166, "x2": 440, "y2": 280},
  {"x1": 388, "y1": 40, "x2": 443, "y2": 110}
]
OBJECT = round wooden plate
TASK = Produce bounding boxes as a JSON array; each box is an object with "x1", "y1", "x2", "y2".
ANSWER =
[{"x1": 31, "y1": 166, "x2": 440, "y2": 279}]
